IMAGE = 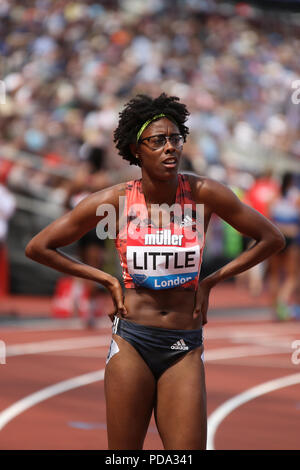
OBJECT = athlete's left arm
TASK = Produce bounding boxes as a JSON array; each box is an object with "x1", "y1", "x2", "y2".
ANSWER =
[{"x1": 192, "y1": 178, "x2": 285, "y2": 323}]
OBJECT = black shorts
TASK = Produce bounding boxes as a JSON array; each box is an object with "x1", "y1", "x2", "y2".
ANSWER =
[{"x1": 107, "y1": 316, "x2": 203, "y2": 380}]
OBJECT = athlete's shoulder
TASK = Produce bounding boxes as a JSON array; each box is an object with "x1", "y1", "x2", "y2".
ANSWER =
[
  {"x1": 181, "y1": 172, "x2": 217, "y2": 200},
  {"x1": 181, "y1": 172, "x2": 205, "y2": 186},
  {"x1": 182, "y1": 172, "x2": 238, "y2": 207}
]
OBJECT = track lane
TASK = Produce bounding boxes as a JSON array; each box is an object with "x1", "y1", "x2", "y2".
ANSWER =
[{"x1": 0, "y1": 316, "x2": 300, "y2": 450}]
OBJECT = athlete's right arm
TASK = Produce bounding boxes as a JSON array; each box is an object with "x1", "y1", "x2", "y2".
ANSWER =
[{"x1": 25, "y1": 184, "x2": 128, "y2": 317}]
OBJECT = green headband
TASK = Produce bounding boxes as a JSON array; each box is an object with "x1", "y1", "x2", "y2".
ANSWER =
[{"x1": 136, "y1": 113, "x2": 168, "y2": 143}]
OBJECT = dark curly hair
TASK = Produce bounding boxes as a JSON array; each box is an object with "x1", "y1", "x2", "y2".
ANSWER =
[{"x1": 113, "y1": 93, "x2": 190, "y2": 167}]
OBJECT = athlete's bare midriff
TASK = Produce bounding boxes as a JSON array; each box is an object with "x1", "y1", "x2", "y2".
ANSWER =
[{"x1": 123, "y1": 287, "x2": 202, "y2": 329}]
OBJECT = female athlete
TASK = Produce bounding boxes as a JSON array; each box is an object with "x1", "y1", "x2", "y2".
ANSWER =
[{"x1": 25, "y1": 93, "x2": 285, "y2": 450}]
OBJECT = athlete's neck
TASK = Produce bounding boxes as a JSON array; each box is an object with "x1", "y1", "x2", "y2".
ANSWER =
[{"x1": 141, "y1": 172, "x2": 179, "y2": 206}]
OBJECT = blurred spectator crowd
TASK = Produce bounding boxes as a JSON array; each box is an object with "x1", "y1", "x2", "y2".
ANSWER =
[
  {"x1": 0, "y1": 0, "x2": 300, "y2": 299},
  {"x1": 1, "y1": 0, "x2": 300, "y2": 196}
]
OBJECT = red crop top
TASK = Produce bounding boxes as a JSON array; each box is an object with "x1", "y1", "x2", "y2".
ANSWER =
[{"x1": 115, "y1": 173, "x2": 205, "y2": 290}]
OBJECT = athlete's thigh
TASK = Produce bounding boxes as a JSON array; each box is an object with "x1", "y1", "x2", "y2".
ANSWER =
[
  {"x1": 104, "y1": 334, "x2": 156, "y2": 450},
  {"x1": 154, "y1": 346, "x2": 207, "y2": 450}
]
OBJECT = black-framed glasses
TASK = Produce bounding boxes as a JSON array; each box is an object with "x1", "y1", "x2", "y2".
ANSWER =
[{"x1": 139, "y1": 134, "x2": 184, "y2": 150}]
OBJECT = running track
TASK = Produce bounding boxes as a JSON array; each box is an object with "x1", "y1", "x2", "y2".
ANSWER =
[{"x1": 0, "y1": 312, "x2": 300, "y2": 450}]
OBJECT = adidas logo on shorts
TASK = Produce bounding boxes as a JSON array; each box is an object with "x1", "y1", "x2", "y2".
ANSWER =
[{"x1": 170, "y1": 339, "x2": 189, "y2": 351}]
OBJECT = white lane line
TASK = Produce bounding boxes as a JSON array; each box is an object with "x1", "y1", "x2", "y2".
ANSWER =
[
  {"x1": 205, "y1": 323, "x2": 300, "y2": 340},
  {"x1": 1, "y1": 318, "x2": 112, "y2": 331},
  {"x1": 231, "y1": 335, "x2": 296, "y2": 345},
  {"x1": 0, "y1": 369, "x2": 105, "y2": 431},
  {"x1": 207, "y1": 372, "x2": 300, "y2": 450},
  {"x1": 41, "y1": 350, "x2": 108, "y2": 358},
  {"x1": 1, "y1": 319, "x2": 86, "y2": 331},
  {"x1": 6, "y1": 336, "x2": 111, "y2": 357},
  {"x1": 204, "y1": 345, "x2": 286, "y2": 361},
  {"x1": 212, "y1": 357, "x2": 297, "y2": 370}
]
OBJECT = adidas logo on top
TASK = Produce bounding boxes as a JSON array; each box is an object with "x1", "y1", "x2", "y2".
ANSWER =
[
  {"x1": 171, "y1": 339, "x2": 189, "y2": 351},
  {"x1": 180, "y1": 215, "x2": 194, "y2": 227}
]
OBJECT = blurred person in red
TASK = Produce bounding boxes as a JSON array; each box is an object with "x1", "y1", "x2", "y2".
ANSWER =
[
  {"x1": 0, "y1": 164, "x2": 16, "y2": 296},
  {"x1": 244, "y1": 170, "x2": 280, "y2": 219},
  {"x1": 241, "y1": 170, "x2": 280, "y2": 296},
  {"x1": 269, "y1": 172, "x2": 300, "y2": 320}
]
